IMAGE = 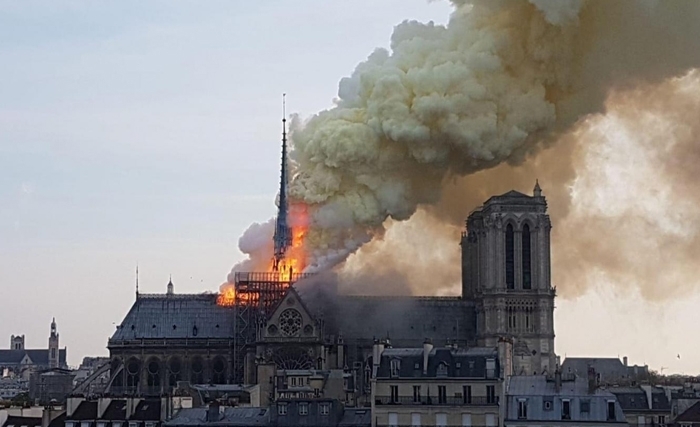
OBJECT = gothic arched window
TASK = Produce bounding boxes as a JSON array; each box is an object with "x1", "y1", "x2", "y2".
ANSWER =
[
  {"x1": 146, "y1": 358, "x2": 161, "y2": 389},
  {"x1": 506, "y1": 224, "x2": 515, "y2": 289},
  {"x1": 212, "y1": 357, "x2": 227, "y2": 384},
  {"x1": 522, "y1": 224, "x2": 532, "y2": 289}
]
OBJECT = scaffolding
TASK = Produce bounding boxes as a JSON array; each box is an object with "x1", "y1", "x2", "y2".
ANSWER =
[{"x1": 232, "y1": 271, "x2": 313, "y2": 383}]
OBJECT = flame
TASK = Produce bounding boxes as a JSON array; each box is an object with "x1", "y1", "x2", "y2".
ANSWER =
[
  {"x1": 216, "y1": 284, "x2": 236, "y2": 307},
  {"x1": 216, "y1": 203, "x2": 309, "y2": 307},
  {"x1": 273, "y1": 203, "x2": 309, "y2": 281}
]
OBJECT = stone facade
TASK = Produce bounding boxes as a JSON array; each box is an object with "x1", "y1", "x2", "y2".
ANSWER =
[{"x1": 462, "y1": 184, "x2": 556, "y2": 375}]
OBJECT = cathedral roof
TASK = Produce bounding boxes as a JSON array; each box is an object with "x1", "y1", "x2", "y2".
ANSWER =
[
  {"x1": 0, "y1": 349, "x2": 67, "y2": 366},
  {"x1": 295, "y1": 284, "x2": 477, "y2": 346},
  {"x1": 109, "y1": 293, "x2": 234, "y2": 342}
]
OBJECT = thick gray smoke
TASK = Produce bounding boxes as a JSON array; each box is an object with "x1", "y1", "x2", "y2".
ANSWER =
[{"x1": 230, "y1": 0, "x2": 700, "y2": 298}]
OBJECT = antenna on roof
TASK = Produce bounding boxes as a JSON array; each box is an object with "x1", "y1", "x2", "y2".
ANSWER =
[{"x1": 136, "y1": 264, "x2": 139, "y2": 298}]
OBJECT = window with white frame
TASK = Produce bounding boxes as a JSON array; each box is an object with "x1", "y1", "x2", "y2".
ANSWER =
[
  {"x1": 390, "y1": 359, "x2": 401, "y2": 377},
  {"x1": 320, "y1": 403, "x2": 330, "y2": 416},
  {"x1": 97, "y1": 422, "x2": 107, "y2": 427},
  {"x1": 278, "y1": 403, "x2": 287, "y2": 415},
  {"x1": 81, "y1": 422, "x2": 91, "y2": 427},
  {"x1": 518, "y1": 399, "x2": 528, "y2": 419},
  {"x1": 299, "y1": 402, "x2": 308, "y2": 416}
]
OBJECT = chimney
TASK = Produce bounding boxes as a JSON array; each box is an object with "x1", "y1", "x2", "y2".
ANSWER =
[
  {"x1": 588, "y1": 366, "x2": 597, "y2": 394},
  {"x1": 423, "y1": 339, "x2": 433, "y2": 375},
  {"x1": 372, "y1": 339, "x2": 385, "y2": 377},
  {"x1": 207, "y1": 401, "x2": 221, "y2": 422},
  {"x1": 623, "y1": 356, "x2": 628, "y2": 366},
  {"x1": 555, "y1": 368, "x2": 562, "y2": 393}
]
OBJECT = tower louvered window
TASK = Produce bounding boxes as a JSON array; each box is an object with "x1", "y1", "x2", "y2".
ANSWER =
[
  {"x1": 522, "y1": 224, "x2": 532, "y2": 289},
  {"x1": 506, "y1": 224, "x2": 515, "y2": 289}
]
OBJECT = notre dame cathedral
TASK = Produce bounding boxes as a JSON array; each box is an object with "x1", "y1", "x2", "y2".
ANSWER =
[{"x1": 106, "y1": 182, "x2": 556, "y2": 396}]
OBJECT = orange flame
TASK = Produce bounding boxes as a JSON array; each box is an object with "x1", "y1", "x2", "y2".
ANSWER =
[
  {"x1": 216, "y1": 203, "x2": 309, "y2": 307},
  {"x1": 273, "y1": 203, "x2": 308, "y2": 281},
  {"x1": 216, "y1": 285, "x2": 236, "y2": 307}
]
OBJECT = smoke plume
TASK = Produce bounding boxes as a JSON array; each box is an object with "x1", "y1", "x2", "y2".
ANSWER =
[{"x1": 230, "y1": 0, "x2": 700, "y2": 299}]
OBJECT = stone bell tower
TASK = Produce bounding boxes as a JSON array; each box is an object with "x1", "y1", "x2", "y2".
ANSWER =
[
  {"x1": 461, "y1": 181, "x2": 556, "y2": 375},
  {"x1": 48, "y1": 318, "x2": 59, "y2": 369}
]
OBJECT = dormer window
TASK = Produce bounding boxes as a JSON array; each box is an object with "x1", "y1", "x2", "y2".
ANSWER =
[
  {"x1": 437, "y1": 362, "x2": 448, "y2": 377},
  {"x1": 390, "y1": 359, "x2": 401, "y2": 377}
]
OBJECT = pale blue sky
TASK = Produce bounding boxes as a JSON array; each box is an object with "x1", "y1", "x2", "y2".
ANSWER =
[
  {"x1": 0, "y1": 0, "x2": 454, "y2": 365},
  {"x1": 1, "y1": 1, "x2": 698, "y2": 374}
]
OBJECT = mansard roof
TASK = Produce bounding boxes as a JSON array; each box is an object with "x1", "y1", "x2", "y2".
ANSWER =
[
  {"x1": 676, "y1": 401, "x2": 700, "y2": 422},
  {"x1": 561, "y1": 357, "x2": 649, "y2": 382},
  {"x1": 165, "y1": 407, "x2": 269, "y2": 426},
  {"x1": 109, "y1": 293, "x2": 234, "y2": 343},
  {"x1": 376, "y1": 346, "x2": 498, "y2": 378},
  {"x1": 100, "y1": 400, "x2": 127, "y2": 420},
  {"x1": 0, "y1": 349, "x2": 67, "y2": 366},
  {"x1": 69, "y1": 401, "x2": 98, "y2": 420},
  {"x1": 2, "y1": 416, "x2": 42, "y2": 427}
]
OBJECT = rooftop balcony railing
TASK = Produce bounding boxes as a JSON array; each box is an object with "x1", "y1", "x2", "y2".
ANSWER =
[{"x1": 374, "y1": 396, "x2": 499, "y2": 406}]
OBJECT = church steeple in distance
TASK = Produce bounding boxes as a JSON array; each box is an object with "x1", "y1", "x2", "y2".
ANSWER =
[{"x1": 273, "y1": 94, "x2": 293, "y2": 271}]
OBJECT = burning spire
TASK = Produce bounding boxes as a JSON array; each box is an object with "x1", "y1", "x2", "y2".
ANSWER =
[{"x1": 272, "y1": 94, "x2": 293, "y2": 271}]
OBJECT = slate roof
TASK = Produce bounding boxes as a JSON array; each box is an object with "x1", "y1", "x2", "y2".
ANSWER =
[
  {"x1": 48, "y1": 413, "x2": 66, "y2": 427},
  {"x1": 131, "y1": 399, "x2": 162, "y2": 421},
  {"x1": 70, "y1": 401, "x2": 98, "y2": 420},
  {"x1": 109, "y1": 293, "x2": 234, "y2": 342},
  {"x1": 0, "y1": 349, "x2": 67, "y2": 366},
  {"x1": 2, "y1": 416, "x2": 42, "y2": 427},
  {"x1": 609, "y1": 386, "x2": 671, "y2": 412},
  {"x1": 508, "y1": 375, "x2": 613, "y2": 396},
  {"x1": 164, "y1": 407, "x2": 269, "y2": 426},
  {"x1": 377, "y1": 346, "x2": 498, "y2": 378},
  {"x1": 676, "y1": 401, "x2": 700, "y2": 422},
  {"x1": 561, "y1": 357, "x2": 648, "y2": 382},
  {"x1": 338, "y1": 408, "x2": 371, "y2": 427},
  {"x1": 100, "y1": 400, "x2": 127, "y2": 420},
  {"x1": 297, "y1": 285, "x2": 477, "y2": 347}
]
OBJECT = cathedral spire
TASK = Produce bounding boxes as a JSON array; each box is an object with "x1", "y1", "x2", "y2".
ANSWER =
[
  {"x1": 273, "y1": 94, "x2": 293, "y2": 271},
  {"x1": 533, "y1": 179, "x2": 542, "y2": 197}
]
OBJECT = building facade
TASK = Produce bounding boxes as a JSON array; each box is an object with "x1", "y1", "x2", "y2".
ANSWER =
[
  {"x1": 462, "y1": 184, "x2": 556, "y2": 375},
  {"x1": 504, "y1": 373, "x2": 627, "y2": 427},
  {"x1": 371, "y1": 341, "x2": 512, "y2": 427},
  {"x1": 106, "y1": 185, "x2": 558, "y2": 401},
  {"x1": 0, "y1": 321, "x2": 68, "y2": 380}
]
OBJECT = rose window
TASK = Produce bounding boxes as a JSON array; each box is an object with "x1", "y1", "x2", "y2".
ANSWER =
[{"x1": 279, "y1": 309, "x2": 302, "y2": 337}]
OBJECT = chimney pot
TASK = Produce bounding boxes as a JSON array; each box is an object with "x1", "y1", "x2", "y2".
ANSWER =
[{"x1": 423, "y1": 339, "x2": 433, "y2": 375}]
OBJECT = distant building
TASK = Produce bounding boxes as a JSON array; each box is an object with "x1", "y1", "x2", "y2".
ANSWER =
[
  {"x1": 504, "y1": 372, "x2": 627, "y2": 426},
  {"x1": 561, "y1": 357, "x2": 649, "y2": 385},
  {"x1": 0, "y1": 320, "x2": 68, "y2": 379},
  {"x1": 610, "y1": 385, "x2": 671, "y2": 426},
  {"x1": 29, "y1": 368, "x2": 75, "y2": 405},
  {"x1": 370, "y1": 340, "x2": 510, "y2": 427}
]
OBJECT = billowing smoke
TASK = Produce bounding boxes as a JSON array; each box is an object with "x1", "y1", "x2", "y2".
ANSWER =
[{"x1": 230, "y1": 0, "x2": 700, "y2": 298}]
